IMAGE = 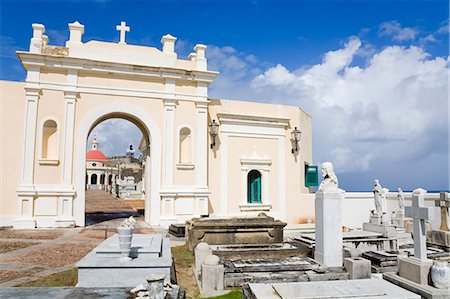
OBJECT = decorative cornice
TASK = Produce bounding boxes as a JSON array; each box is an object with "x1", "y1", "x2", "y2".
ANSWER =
[
  {"x1": 17, "y1": 51, "x2": 219, "y2": 83},
  {"x1": 218, "y1": 113, "x2": 290, "y2": 128}
]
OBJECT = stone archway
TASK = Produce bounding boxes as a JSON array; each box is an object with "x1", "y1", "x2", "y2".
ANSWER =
[{"x1": 74, "y1": 102, "x2": 161, "y2": 227}]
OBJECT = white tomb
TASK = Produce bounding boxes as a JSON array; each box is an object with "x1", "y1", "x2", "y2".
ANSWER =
[
  {"x1": 76, "y1": 234, "x2": 172, "y2": 287},
  {"x1": 243, "y1": 279, "x2": 420, "y2": 298}
]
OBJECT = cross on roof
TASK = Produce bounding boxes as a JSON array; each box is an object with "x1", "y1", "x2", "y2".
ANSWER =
[
  {"x1": 435, "y1": 192, "x2": 449, "y2": 232},
  {"x1": 405, "y1": 191, "x2": 431, "y2": 261},
  {"x1": 116, "y1": 21, "x2": 130, "y2": 45}
]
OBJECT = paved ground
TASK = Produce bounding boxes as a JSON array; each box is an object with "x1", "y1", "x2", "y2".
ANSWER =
[{"x1": 0, "y1": 190, "x2": 159, "y2": 287}]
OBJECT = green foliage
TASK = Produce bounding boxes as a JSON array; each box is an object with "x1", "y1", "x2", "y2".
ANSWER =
[
  {"x1": 15, "y1": 268, "x2": 78, "y2": 287},
  {"x1": 200, "y1": 290, "x2": 242, "y2": 299}
]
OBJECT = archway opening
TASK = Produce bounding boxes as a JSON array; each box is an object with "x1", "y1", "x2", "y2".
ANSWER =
[{"x1": 84, "y1": 116, "x2": 150, "y2": 226}]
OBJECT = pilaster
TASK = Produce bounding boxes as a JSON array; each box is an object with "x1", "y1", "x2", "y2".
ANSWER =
[
  {"x1": 62, "y1": 88, "x2": 78, "y2": 185},
  {"x1": 163, "y1": 98, "x2": 176, "y2": 186},
  {"x1": 20, "y1": 86, "x2": 41, "y2": 186},
  {"x1": 195, "y1": 101, "x2": 208, "y2": 188}
]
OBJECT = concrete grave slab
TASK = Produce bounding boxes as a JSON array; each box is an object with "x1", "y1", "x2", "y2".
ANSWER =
[
  {"x1": 76, "y1": 234, "x2": 172, "y2": 287},
  {"x1": 243, "y1": 278, "x2": 420, "y2": 298}
]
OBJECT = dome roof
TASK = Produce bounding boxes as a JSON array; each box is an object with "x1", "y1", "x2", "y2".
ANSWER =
[{"x1": 86, "y1": 150, "x2": 108, "y2": 161}]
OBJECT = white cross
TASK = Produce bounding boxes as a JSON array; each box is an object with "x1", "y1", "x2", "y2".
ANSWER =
[
  {"x1": 405, "y1": 192, "x2": 431, "y2": 261},
  {"x1": 116, "y1": 21, "x2": 130, "y2": 45}
]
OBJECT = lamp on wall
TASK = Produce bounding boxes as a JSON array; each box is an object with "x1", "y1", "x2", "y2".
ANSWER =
[
  {"x1": 291, "y1": 126, "x2": 301, "y2": 153},
  {"x1": 209, "y1": 119, "x2": 219, "y2": 149}
]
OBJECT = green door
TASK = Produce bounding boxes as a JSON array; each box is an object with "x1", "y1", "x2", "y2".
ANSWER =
[{"x1": 248, "y1": 170, "x2": 261, "y2": 204}]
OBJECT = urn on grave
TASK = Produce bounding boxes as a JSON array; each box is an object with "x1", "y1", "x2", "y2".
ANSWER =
[
  {"x1": 431, "y1": 260, "x2": 450, "y2": 289},
  {"x1": 117, "y1": 216, "x2": 136, "y2": 261}
]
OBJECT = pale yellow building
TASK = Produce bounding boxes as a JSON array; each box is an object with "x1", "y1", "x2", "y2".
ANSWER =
[{"x1": 0, "y1": 21, "x2": 314, "y2": 228}]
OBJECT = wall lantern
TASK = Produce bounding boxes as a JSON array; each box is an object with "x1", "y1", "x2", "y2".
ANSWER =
[
  {"x1": 209, "y1": 119, "x2": 219, "y2": 149},
  {"x1": 291, "y1": 126, "x2": 301, "y2": 153}
]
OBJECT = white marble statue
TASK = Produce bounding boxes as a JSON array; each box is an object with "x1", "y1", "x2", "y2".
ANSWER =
[
  {"x1": 397, "y1": 188, "x2": 405, "y2": 211},
  {"x1": 318, "y1": 162, "x2": 338, "y2": 192},
  {"x1": 373, "y1": 179, "x2": 384, "y2": 215}
]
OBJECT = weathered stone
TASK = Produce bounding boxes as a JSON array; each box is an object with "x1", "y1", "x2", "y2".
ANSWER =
[
  {"x1": 185, "y1": 214, "x2": 286, "y2": 251},
  {"x1": 195, "y1": 242, "x2": 212, "y2": 273},
  {"x1": 344, "y1": 257, "x2": 371, "y2": 279},
  {"x1": 210, "y1": 242, "x2": 307, "y2": 260},
  {"x1": 398, "y1": 256, "x2": 433, "y2": 285},
  {"x1": 201, "y1": 255, "x2": 224, "y2": 292},
  {"x1": 384, "y1": 272, "x2": 450, "y2": 299},
  {"x1": 243, "y1": 278, "x2": 421, "y2": 299},
  {"x1": 427, "y1": 230, "x2": 450, "y2": 251},
  {"x1": 146, "y1": 274, "x2": 165, "y2": 299}
]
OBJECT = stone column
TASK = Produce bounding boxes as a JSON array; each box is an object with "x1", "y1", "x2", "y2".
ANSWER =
[{"x1": 314, "y1": 189, "x2": 345, "y2": 267}]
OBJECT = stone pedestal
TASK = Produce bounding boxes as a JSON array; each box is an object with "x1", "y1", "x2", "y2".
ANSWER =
[
  {"x1": 314, "y1": 189, "x2": 344, "y2": 267},
  {"x1": 344, "y1": 257, "x2": 371, "y2": 279},
  {"x1": 195, "y1": 242, "x2": 212, "y2": 272},
  {"x1": 201, "y1": 255, "x2": 224, "y2": 293},
  {"x1": 398, "y1": 256, "x2": 433, "y2": 285}
]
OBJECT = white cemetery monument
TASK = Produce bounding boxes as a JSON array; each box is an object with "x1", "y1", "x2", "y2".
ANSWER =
[
  {"x1": 314, "y1": 162, "x2": 345, "y2": 267},
  {"x1": 363, "y1": 179, "x2": 397, "y2": 238}
]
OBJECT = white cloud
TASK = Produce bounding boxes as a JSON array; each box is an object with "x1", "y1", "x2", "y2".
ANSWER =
[
  {"x1": 249, "y1": 37, "x2": 448, "y2": 190},
  {"x1": 378, "y1": 21, "x2": 418, "y2": 42},
  {"x1": 87, "y1": 119, "x2": 143, "y2": 158}
]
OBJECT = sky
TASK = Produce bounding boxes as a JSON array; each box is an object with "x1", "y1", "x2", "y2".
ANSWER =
[{"x1": 1, "y1": 0, "x2": 448, "y2": 191}]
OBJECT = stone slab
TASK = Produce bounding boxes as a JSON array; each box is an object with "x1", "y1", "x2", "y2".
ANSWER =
[
  {"x1": 77, "y1": 234, "x2": 172, "y2": 287},
  {"x1": 0, "y1": 287, "x2": 131, "y2": 299},
  {"x1": 427, "y1": 230, "x2": 450, "y2": 251},
  {"x1": 210, "y1": 242, "x2": 307, "y2": 260},
  {"x1": 186, "y1": 214, "x2": 286, "y2": 251},
  {"x1": 243, "y1": 278, "x2": 421, "y2": 298},
  {"x1": 224, "y1": 257, "x2": 320, "y2": 273},
  {"x1": 95, "y1": 234, "x2": 162, "y2": 258},
  {"x1": 384, "y1": 272, "x2": 450, "y2": 299},
  {"x1": 363, "y1": 222, "x2": 398, "y2": 238},
  {"x1": 169, "y1": 223, "x2": 186, "y2": 237}
]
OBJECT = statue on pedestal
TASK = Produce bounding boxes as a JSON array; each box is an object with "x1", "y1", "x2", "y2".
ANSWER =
[
  {"x1": 373, "y1": 179, "x2": 384, "y2": 215},
  {"x1": 318, "y1": 162, "x2": 338, "y2": 192}
]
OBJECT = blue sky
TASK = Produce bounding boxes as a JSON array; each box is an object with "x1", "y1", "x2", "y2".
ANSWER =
[{"x1": 1, "y1": 0, "x2": 449, "y2": 191}]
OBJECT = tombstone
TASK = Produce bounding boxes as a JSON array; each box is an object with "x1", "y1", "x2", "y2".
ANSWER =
[
  {"x1": 399, "y1": 188, "x2": 433, "y2": 285},
  {"x1": 427, "y1": 192, "x2": 450, "y2": 251},
  {"x1": 195, "y1": 242, "x2": 212, "y2": 273},
  {"x1": 201, "y1": 255, "x2": 224, "y2": 293},
  {"x1": 314, "y1": 162, "x2": 345, "y2": 267}
]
